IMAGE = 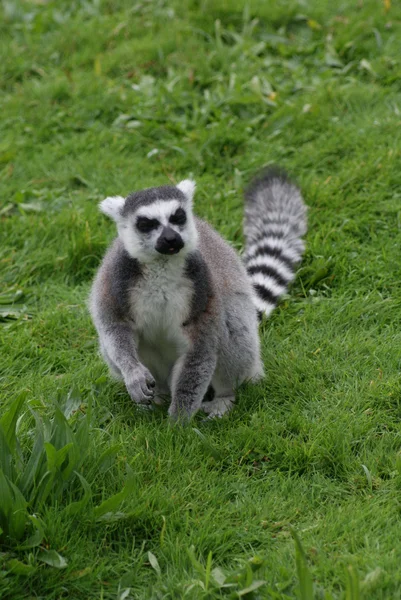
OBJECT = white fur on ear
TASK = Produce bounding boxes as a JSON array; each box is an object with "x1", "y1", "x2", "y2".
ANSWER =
[
  {"x1": 177, "y1": 179, "x2": 196, "y2": 204},
  {"x1": 99, "y1": 196, "x2": 125, "y2": 221}
]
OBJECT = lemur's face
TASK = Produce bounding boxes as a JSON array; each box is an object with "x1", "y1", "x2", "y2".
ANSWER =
[
  {"x1": 122, "y1": 198, "x2": 197, "y2": 261},
  {"x1": 99, "y1": 180, "x2": 198, "y2": 262}
]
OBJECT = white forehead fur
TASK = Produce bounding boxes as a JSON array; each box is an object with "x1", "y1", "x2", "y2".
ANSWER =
[
  {"x1": 136, "y1": 200, "x2": 180, "y2": 224},
  {"x1": 177, "y1": 179, "x2": 196, "y2": 203},
  {"x1": 99, "y1": 196, "x2": 125, "y2": 221}
]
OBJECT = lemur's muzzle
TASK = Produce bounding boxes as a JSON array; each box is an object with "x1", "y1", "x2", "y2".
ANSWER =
[{"x1": 156, "y1": 227, "x2": 184, "y2": 255}]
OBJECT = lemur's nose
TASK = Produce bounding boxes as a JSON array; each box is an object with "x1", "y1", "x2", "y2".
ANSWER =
[
  {"x1": 163, "y1": 228, "x2": 178, "y2": 243},
  {"x1": 156, "y1": 227, "x2": 184, "y2": 255}
]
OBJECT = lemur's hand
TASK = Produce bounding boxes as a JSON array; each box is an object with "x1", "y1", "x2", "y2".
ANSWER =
[{"x1": 125, "y1": 365, "x2": 155, "y2": 404}]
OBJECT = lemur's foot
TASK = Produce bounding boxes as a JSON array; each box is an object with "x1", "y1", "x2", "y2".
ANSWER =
[
  {"x1": 201, "y1": 396, "x2": 235, "y2": 418},
  {"x1": 152, "y1": 393, "x2": 169, "y2": 406}
]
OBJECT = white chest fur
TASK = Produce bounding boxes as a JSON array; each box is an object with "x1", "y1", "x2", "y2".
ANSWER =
[
  {"x1": 130, "y1": 258, "x2": 193, "y2": 384},
  {"x1": 130, "y1": 258, "x2": 193, "y2": 381}
]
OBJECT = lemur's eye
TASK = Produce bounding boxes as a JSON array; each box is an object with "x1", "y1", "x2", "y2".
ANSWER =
[
  {"x1": 136, "y1": 217, "x2": 159, "y2": 233},
  {"x1": 169, "y1": 208, "x2": 187, "y2": 226}
]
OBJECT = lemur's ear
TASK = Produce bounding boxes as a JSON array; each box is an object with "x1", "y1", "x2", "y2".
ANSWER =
[
  {"x1": 177, "y1": 179, "x2": 196, "y2": 205},
  {"x1": 99, "y1": 196, "x2": 125, "y2": 222}
]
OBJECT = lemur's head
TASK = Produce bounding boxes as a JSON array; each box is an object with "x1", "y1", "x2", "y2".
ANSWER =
[{"x1": 99, "y1": 180, "x2": 198, "y2": 262}]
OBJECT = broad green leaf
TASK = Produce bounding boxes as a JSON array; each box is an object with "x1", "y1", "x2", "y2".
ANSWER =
[
  {"x1": 16, "y1": 514, "x2": 45, "y2": 550},
  {"x1": 33, "y1": 470, "x2": 56, "y2": 509},
  {"x1": 186, "y1": 546, "x2": 205, "y2": 578},
  {"x1": 74, "y1": 415, "x2": 90, "y2": 454},
  {"x1": 0, "y1": 471, "x2": 27, "y2": 540},
  {"x1": 211, "y1": 567, "x2": 226, "y2": 586},
  {"x1": 19, "y1": 410, "x2": 45, "y2": 497},
  {"x1": 18, "y1": 202, "x2": 44, "y2": 213},
  {"x1": 94, "y1": 444, "x2": 120, "y2": 474},
  {"x1": 37, "y1": 549, "x2": 68, "y2": 569},
  {"x1": 0, "y1": 305, "x2": 30, "y2": 322},
  {"x1": 6, "y1": 558, "x2": 35, "y2": 576},
  {"x1": 148, "y1": 551, "x2": 161, "y2": 576},
  {"x1": 17, "y1": 527, "x2": 43, "y2": 550},
  {"x1": 44, "y1": 442, "x2": 57, "y2": 471},
  {"x1": 50, "y1": 407, "x2": 74, "y2": 450},
  {"x1": 238, "y1": 580, "x2": 267, "y2": 596},
  {"x1": 64, "y1": 472, "x2": 92, "y2": 517},
  {"x1": 94, "y1": 466, "x2": 135, "y2": 519},
  {"x1": 60, "y1": 442, "x2": 81, "y2": 482},
  {"x1": 0, "y1": 290, "x2": 24, "y2": 305},
  {"x1": 61, "y1": 387, "x2": 82, "y2": 419},
  {"x1": 46, "y1": 441, "x2": 74, "y2": 471},
  {"x1": 0, "y1": 469, "x2": 13, "y2": 534},
  {"x1": 7, "y1": 479, "x2": 28, "y2": 540},
  {"x1": 0, "y1": 391, "x2": 27, "y2": 454},
  {"x1": 28, "y1": 514, "x2": 46, "y2": 538},
  {"x1": 325, "y1": 52, "x2": 344, "y2": 68},
  {"x1": 0, "y1": 426, "x2": 13, "y2": 480},
  {"x1": 94, "y1": 490, "x2": 130, "y2": 519},
  {"x1": 95, "y1": 511, "x2": 127, "y2": 522}
]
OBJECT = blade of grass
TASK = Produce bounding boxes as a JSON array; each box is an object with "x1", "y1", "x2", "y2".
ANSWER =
[{"x1": 291, "y1": 527, "x2": 314, "y2": 600}]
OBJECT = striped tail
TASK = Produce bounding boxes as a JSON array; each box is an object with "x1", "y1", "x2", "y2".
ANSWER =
[{"x1": 243, "y1": 167, "x2": 307, "y2": 319}]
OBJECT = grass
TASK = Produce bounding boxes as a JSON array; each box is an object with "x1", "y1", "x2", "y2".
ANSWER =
[{"x1": 1, "y1": 0, "x2": 401, "y2": 597}]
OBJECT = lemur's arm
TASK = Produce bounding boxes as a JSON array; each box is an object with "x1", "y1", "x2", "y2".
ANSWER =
[
  {"x1": 169, "y1": 317, "x2": 218, "y2": 420},
  {"x1": 90, "y1": 247, "x2": 155, "y2": 404},
  {"x1": 100, "y1": 321, "x2": 155, "y2": 404},
  {"x1": 168, "y1": 252, "x2": 219, "y2": 420}
]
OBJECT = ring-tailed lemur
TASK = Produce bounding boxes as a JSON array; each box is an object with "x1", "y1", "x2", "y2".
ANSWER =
[{"x1": 89, "y1": 168, "x2": 307, "y2": 420}]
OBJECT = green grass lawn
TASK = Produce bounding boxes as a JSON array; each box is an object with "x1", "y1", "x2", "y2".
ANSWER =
[{"x1": 1, "y1": 0, "x2": 401, "y2": 597}]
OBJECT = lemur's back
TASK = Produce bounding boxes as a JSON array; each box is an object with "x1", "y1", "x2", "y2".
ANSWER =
[{"x1": 195, "y1": 217, "x2": 254, "y2": 297}]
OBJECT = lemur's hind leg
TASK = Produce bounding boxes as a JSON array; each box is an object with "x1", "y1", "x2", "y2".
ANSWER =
[
  {"x1": 201, "y1": 371, "x2": 235, "y2": 418},
  {"x1": 201, "y1": 395, "x2": 235, "y2": 418}
]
